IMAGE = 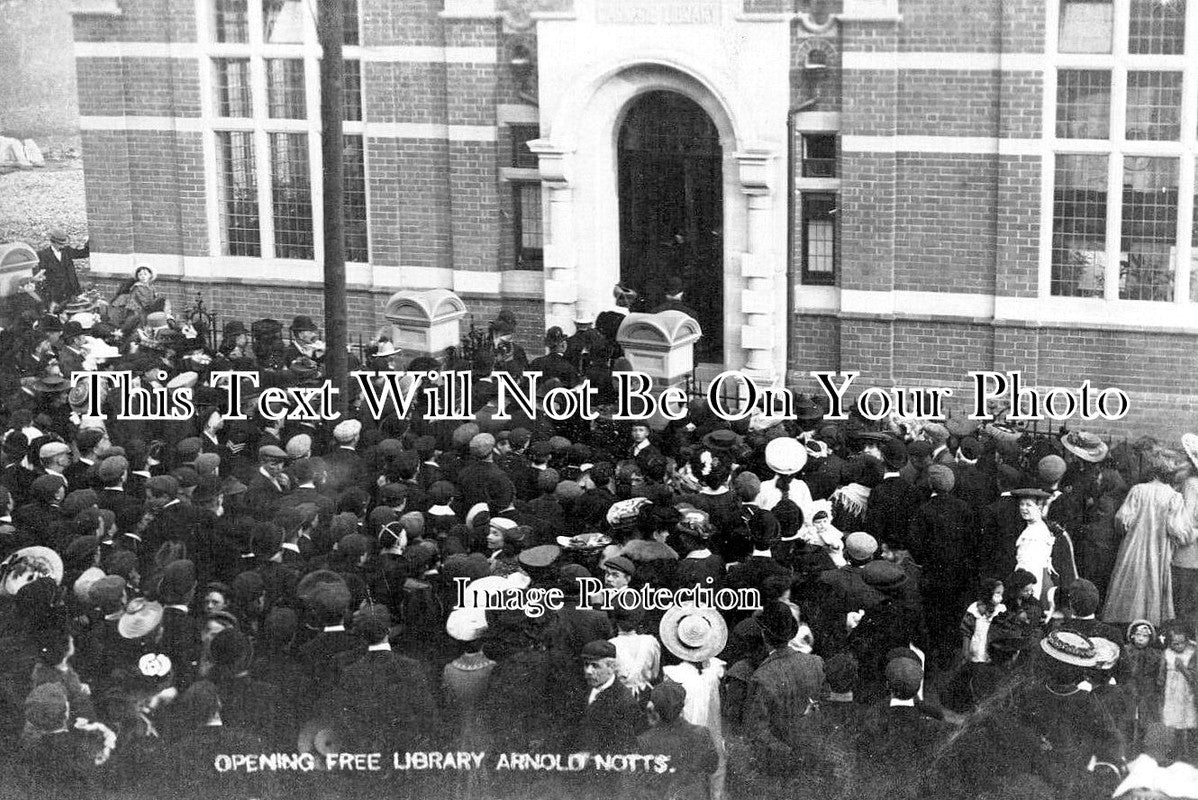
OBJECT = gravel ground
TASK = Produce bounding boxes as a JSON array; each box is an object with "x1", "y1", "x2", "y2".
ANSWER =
[{"x1": 0, "y1": 144, "x2": 88, "y2": 249}]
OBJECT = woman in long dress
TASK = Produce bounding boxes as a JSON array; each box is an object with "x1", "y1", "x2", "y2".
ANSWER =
[{"x1": 1102, "y1": 453, "x2": 1187, "y2": 626}]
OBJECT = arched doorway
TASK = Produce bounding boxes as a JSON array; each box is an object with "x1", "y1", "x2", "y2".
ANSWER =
[{"x1": 617, "y1": 90, "x2": 723, "y2": 362}]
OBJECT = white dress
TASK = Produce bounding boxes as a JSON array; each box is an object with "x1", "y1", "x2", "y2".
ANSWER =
[{"x1": 1015, "y1": 520, "x2": 1055, "y2": 601}]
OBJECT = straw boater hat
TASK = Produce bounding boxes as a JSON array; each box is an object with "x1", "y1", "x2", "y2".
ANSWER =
[
  {"x1": 373, "y1": 339, "x2": 402, "y2": 359},
  {"x1": 1, "y1": 546, "x2": 64, "y2": 588},
  {"x1": 765, "y1": 437, "x2": 807, "y2": 476},
  {"x1": 1039, "y1": 629, "x2": 1101, "y2": 668},
  {"x1": 1182, "y1": 433, "x2": 1198, "y2": 471},
  {"x1": 1061, "y1": 430, "x2": 1110, "y2": 463},
  {"x1": 659, "y1": 603, "x2": 728, "y2": 664}
]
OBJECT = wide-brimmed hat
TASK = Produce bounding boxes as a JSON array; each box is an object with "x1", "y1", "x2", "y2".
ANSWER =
[
  {"x1": 32, "y1": 375, "x2": 70, "y2": 394},
  {"x1": 765, "y1": 437, "x2": 807, "y2": 475},
  {"x1": 702, "y1": 429, "x2": 742, "y2": 451},
  {"x1": 290, "y1": 314, "x2": 318, "y2": 333},
  {"x1": 659, "y1": 603, "x2": 728, "y2": 663},
  {"x1": 373, "y1": 339, "x2": 402, "y2": 358},
  {"x1": 1182, "y1": 433, "x2": 1198, "y2": 472},
  {"x1": 1039, "y1": 629, "x2": 1101, "y2": 667},
  {"x1": 1010, "y1": 487, "x2": 1051, "y2": 500},
  {"x1": 2, "y1": 546, "x2": 64, "y2": 586},
  {"x1": 1090, "y1": 637, "x2": 1121, "y2": 669},
  {"x1": 1061, "y1": 431, "x2": 1109, "y2": 464},
  {"x1": 118, "y1": 597, "x2": 165, "y2": 639}
]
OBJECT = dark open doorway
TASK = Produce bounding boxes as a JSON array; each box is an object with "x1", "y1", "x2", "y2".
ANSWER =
[{"x1": 617, "y1": 90, "x2": 723, "y2": 362}]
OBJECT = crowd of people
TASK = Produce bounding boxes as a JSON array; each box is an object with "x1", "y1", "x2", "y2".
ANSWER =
[{"x1": 0, "y1": 265, "x2": 1196, "y2": 800}]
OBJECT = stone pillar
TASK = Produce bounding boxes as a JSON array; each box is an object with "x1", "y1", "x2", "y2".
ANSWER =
[
  {"x1": 529, "y1": 140, "x2": 578, "y2": 332},
  {"x1": 736, "y1": 148, "x2": 780, "y2": 385}
]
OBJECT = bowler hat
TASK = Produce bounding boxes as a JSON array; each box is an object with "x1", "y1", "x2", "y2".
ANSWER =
[{"x1": 290, "y1": 315, "x2": 318, "y2": 333}]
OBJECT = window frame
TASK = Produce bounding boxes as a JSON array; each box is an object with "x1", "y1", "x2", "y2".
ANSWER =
[
  {"x1": 1044, "y1": 0, "x2": 1196, "y2": 306},
  {"x1": 199, "y1": 0, "x2": 369, "y2": 265}
]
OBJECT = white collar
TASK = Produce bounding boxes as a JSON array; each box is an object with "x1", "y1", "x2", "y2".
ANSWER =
[
  {"x1": 588, "y1": 675, "x2": 615, "y2": 701},
  {"x1": 281, "y1": 542, "x2": 300, "y2": 553},
  {"x1": 167, "y1": 604, "x2": 189, "y2": 612},
  {"x1": 368, "y1": 641, "x2": 392, "y2": 652},
  {"x1": 323, "y1": 625, "x2": 345, "y2": 633},
  {"x1": 883, "y1": 471, "x2": 901, "y2": 479},
  {"x1": 686, "y1": 548, "x2": 712, "y2": 559},
  {"x1": 889, "y1": 697, "x2": 916, "y2": 707},
  {"x1": 750, "y1": 549, "x2": 772, "y2": 558}
]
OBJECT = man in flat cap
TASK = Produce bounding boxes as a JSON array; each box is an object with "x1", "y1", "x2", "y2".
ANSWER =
[
  {"x1": 322, "y1": 419, "x2": 365, "y2": 494},
  {"x1": 574, "y1": 639, "x2": 640, "y2": 753},
  {"x1": 35, "y1": 228, "x2": 88, "y2": 309},
  {"x1": 244, "y1": 445, "x2": 290, "y2": 521}
]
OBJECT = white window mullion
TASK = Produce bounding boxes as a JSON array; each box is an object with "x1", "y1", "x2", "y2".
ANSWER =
[
  {"x1": 1176, "y1": 153, "x2": 1194, "y2": 303},
  {"x1": 246, "y1": 0, "x2": 275, "y2": 259},
  {"x1": 196, "y1": 1, "x2": 222, "y2": 260},
  {"x1": 306, "y1": 30, "x2": 324, "y2": 265},
  {"x1": 1106, "y1": 150, "x2": 1123, "y2": 300}
]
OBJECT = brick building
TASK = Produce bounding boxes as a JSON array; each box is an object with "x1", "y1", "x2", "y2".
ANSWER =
[{"x1": 69, "y1": 0, "x2": 1198, "y2": 434}]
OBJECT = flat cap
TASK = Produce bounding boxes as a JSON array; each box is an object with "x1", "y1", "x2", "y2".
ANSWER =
[
  {"x1": 517, "y1": 544, "x2": 561, "y2": 569},
  {"x1": 581, "y1": 639, "x2": 617, "y2": 661},
  {"x1": 258, "y1": 445, "x2": 288, "y2": 461}
]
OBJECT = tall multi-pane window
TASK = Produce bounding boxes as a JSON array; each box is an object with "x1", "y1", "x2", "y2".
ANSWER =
[
  {"x1": 217, "y1": 131, "x2": 260, "y2": 257},
  {"x1": 207, "y1": 0, "x2": 368, "y2": 263},
  {"x1": 1049, "y1": 0, "x2": 1193, "y2": 303},
  {"x1": 343, "y1": 135, "x2": 368, "y2": 263},
  {"x1": 801, "y1": 193, "x2": 837, "y2": 285}
]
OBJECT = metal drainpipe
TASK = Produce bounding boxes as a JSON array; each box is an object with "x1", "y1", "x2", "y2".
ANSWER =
[{"x1": 787, "y1": 97, "x2": 819, "y2": 385}]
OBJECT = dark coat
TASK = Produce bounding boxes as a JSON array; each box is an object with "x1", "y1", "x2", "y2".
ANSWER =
[
  {"x1": 575, "y1": 679, "x2": 640, "y2": 753},
  {"x1": 746, "y1": 647, "x2": 826, "y2": 765},
  {"x1": 36, "y1": 242, "x2": 88, "y2": 304},
  {"x1": 635, "y1": 718, "x2": 718, "y2": 795},
  {"x1": 866, "y1": 475, "x2": 927, "y2": 551},
  {"x1": 977, "y1": 494, "x2": 1024, "y2": 582},
  {"x1": 335, "y1": 649, "x2": 438, "y2": 749}
]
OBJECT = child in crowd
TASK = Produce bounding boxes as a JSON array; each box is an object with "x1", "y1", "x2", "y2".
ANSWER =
[
  {"x1": 1122, "y1": 619, "x2": 1163, "y2": 750},
  {"x1": 1159, "y1": 618, "x2": 1197, "y2": 760}
]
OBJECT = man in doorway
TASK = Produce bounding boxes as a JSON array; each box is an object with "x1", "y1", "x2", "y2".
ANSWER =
[{"x1": 652, "y1": 275, "x2": 699, "y2": 320}]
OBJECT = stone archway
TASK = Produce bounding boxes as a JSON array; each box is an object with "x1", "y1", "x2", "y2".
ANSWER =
[{"x1": 531, "y1": 56, "x2": 786, "y2": 383}]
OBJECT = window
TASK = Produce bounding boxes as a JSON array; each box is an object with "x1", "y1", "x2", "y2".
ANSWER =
[
  {"x1": 1125, "y1": 71, "x2": 1182, "y2": 140},
  {"x1": 217, "y1": 131, "x2": 260, "y2": 257},
  {"x1": 213, "y1": 0, "x2": 249, "y2": 43},
  {"x1": 513, "y1": 184, "x2": 543, "y2": 269},
  {"x1": 270, "y1": 132, "x2": 314, "y2": 260},
  {"x1": 510, "y1": 125, "x2": 539, "y2": 168},
  {"x1": 343, "y1": 135, "x2": 368, "y2": 263},
  {"x1": 1058, "y1": 0, "x2": 1113, "y2": 52},
  {"x1": 1128, "y1": 0, "x2": 1185, "y2": 54},
  {"x1": 1051, "y1": 155, "x2": 1108, "y2": 297},
  {"x1": 1056, "y1": 70, "x2": 1111, "y2": 139},
  {"x1": 1048, "y1": 0, "x2": 1194, "y2": 304},
  {"x1": 343, "y1": 58, "x2": 362, "y2": 122},
  {"x1": 1120, "y1": 157, "x2": 1177, "y2": 300},
  {"x1": 801, "y1": 134, "x2": 837, "y2": 178},
  {"x1": 206, "y1": 0, "x2": 368, "y2": 263},
  {"x1": 801, "y1": 192, "x2": 837, "y2": 285},
  {"x1": 214, "y1": 58, "x2": 252, "y2": 118},
  {"x1": 266, "y1": 59, "x2": 306, "y2": 119}
]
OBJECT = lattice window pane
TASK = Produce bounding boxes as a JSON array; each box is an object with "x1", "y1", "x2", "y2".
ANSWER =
[
  {"x1": 343, "y1": 59, "x2": 362, "y2": 122},
  {"x1": 1120, "y1": 157, "x2": 1178, "y2": 301},
  {"x1": 510, "y1": 125, "x2": 539, "y2": 168},
  {"x1": 213, "y1": 0, "x2": 249, "y2": 43},
  {"x1": 343, "y1": 134, "x2": 369, "y2": 263},
  {"x1": 1056, "y1": 69, "x2": 1111, "y2": 139},
  {"x1": 1059, "y1": 0, "x2": 1113, "y2": 53},
  {"x1": 217, "y1": 131, "x2": 260, "y2": 257},
  {"x1": 214, "y1": 58, "x2": 252, "y2": 118},
  {"x1": 802, "y1": 192, "x2": 837, "y2": 285},
  {"x1": 1126, "y1": 71, "x2": 1182, "y2": 141},
  {"x1": 270, "y1": 132, "x2": 314, "y2": 260},
  {"x1": 262, "y1": 0, "x2": 304, "y2": 44},
  {"x1": 267, "y1": 59, "x2": 306, "y2": 119},
  {"x1": 515, "y1": 183, "x2": 543, "y2": 269},
  {"x1": 1129, "y1": 0, "x2": 1186, "y2": 54},
  {"x1": 343, "y1": 0, "x2": 360, "y2": 45},
  {"x1": 1051, "y1": 154, "x2": 1108, "y2": 297}
]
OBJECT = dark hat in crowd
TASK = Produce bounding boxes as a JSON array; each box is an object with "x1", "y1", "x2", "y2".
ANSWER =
[
  {"x1": 861, "y1": 560, "x2": 909, "y2": 592},
  {"x1": 336, "y1": 533, "x2": 371, "y2": 559},
  {"x1": 927, "y1": 464, "x2": 955, "y2": 493},
  {"x1": 650, "y1": 680, "x2": 687, "y2": 722},
  {"x1": 1038, "y1": 455, "x2": 1067, "y2": 485},
  {"x1": 757, "y1": 601, "x2": 799, "y2": 648},
  {"x1": 291, "y1": 314, "x2": 318, "y2": 332},
  {"x1": 958, "y1": 436, "x2": 983, "y2": 460},
  {"x1": 76, "y1": 427, "x2": 105, "y2": 453},
  {"x1": 158, "y1": 559, "x2": 197, "y2": 604},
  {"x1": 223, "y1": 320, "x2": 248, "y2": 338},
  {"x1": 25, "y1": 683, "x2": 69, "y2": 732},
  {"x1": 907, "y1": 441, "x2": 933, "y2": 459},
  {"x1": 88, "y1": 575, "x2": 127, "y2": 613},
  {"x1": 209, "y1": 629, "x2": 251, "y2": 669},
  {"x1": 603, "y1": 555, "x2": 636, "y2": 578},
  {"x1": 885, "y1": 657, "x2": 923, "y2": 700},
  {"x1": 581, "y1": 639, "x2": 617, "y2": 662},
  {"x1": 428, "y1": 480, "x2": 456, "y2": 505},
  {"x1": 146, "y1": 474, "x2": 179, "y2": 497},
  {"x1": 62, "y1": 489, "x2": 99, "y2": 518},
  {"x1": 176, "y1": 437, "x2": 202, "y2": 462},
  {"x1": 1069, "y1": 578, "x2": 1101, "y2": 617},
  {"x1": 258, "y1": 445, "x2": 288, "y2": 462},
  {"x1": 825, "y1": 653, "x2": 860, "y2": 693},
  {"x1": 1010, "y1": 487, "x2": 1050, "y2": 500}
]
